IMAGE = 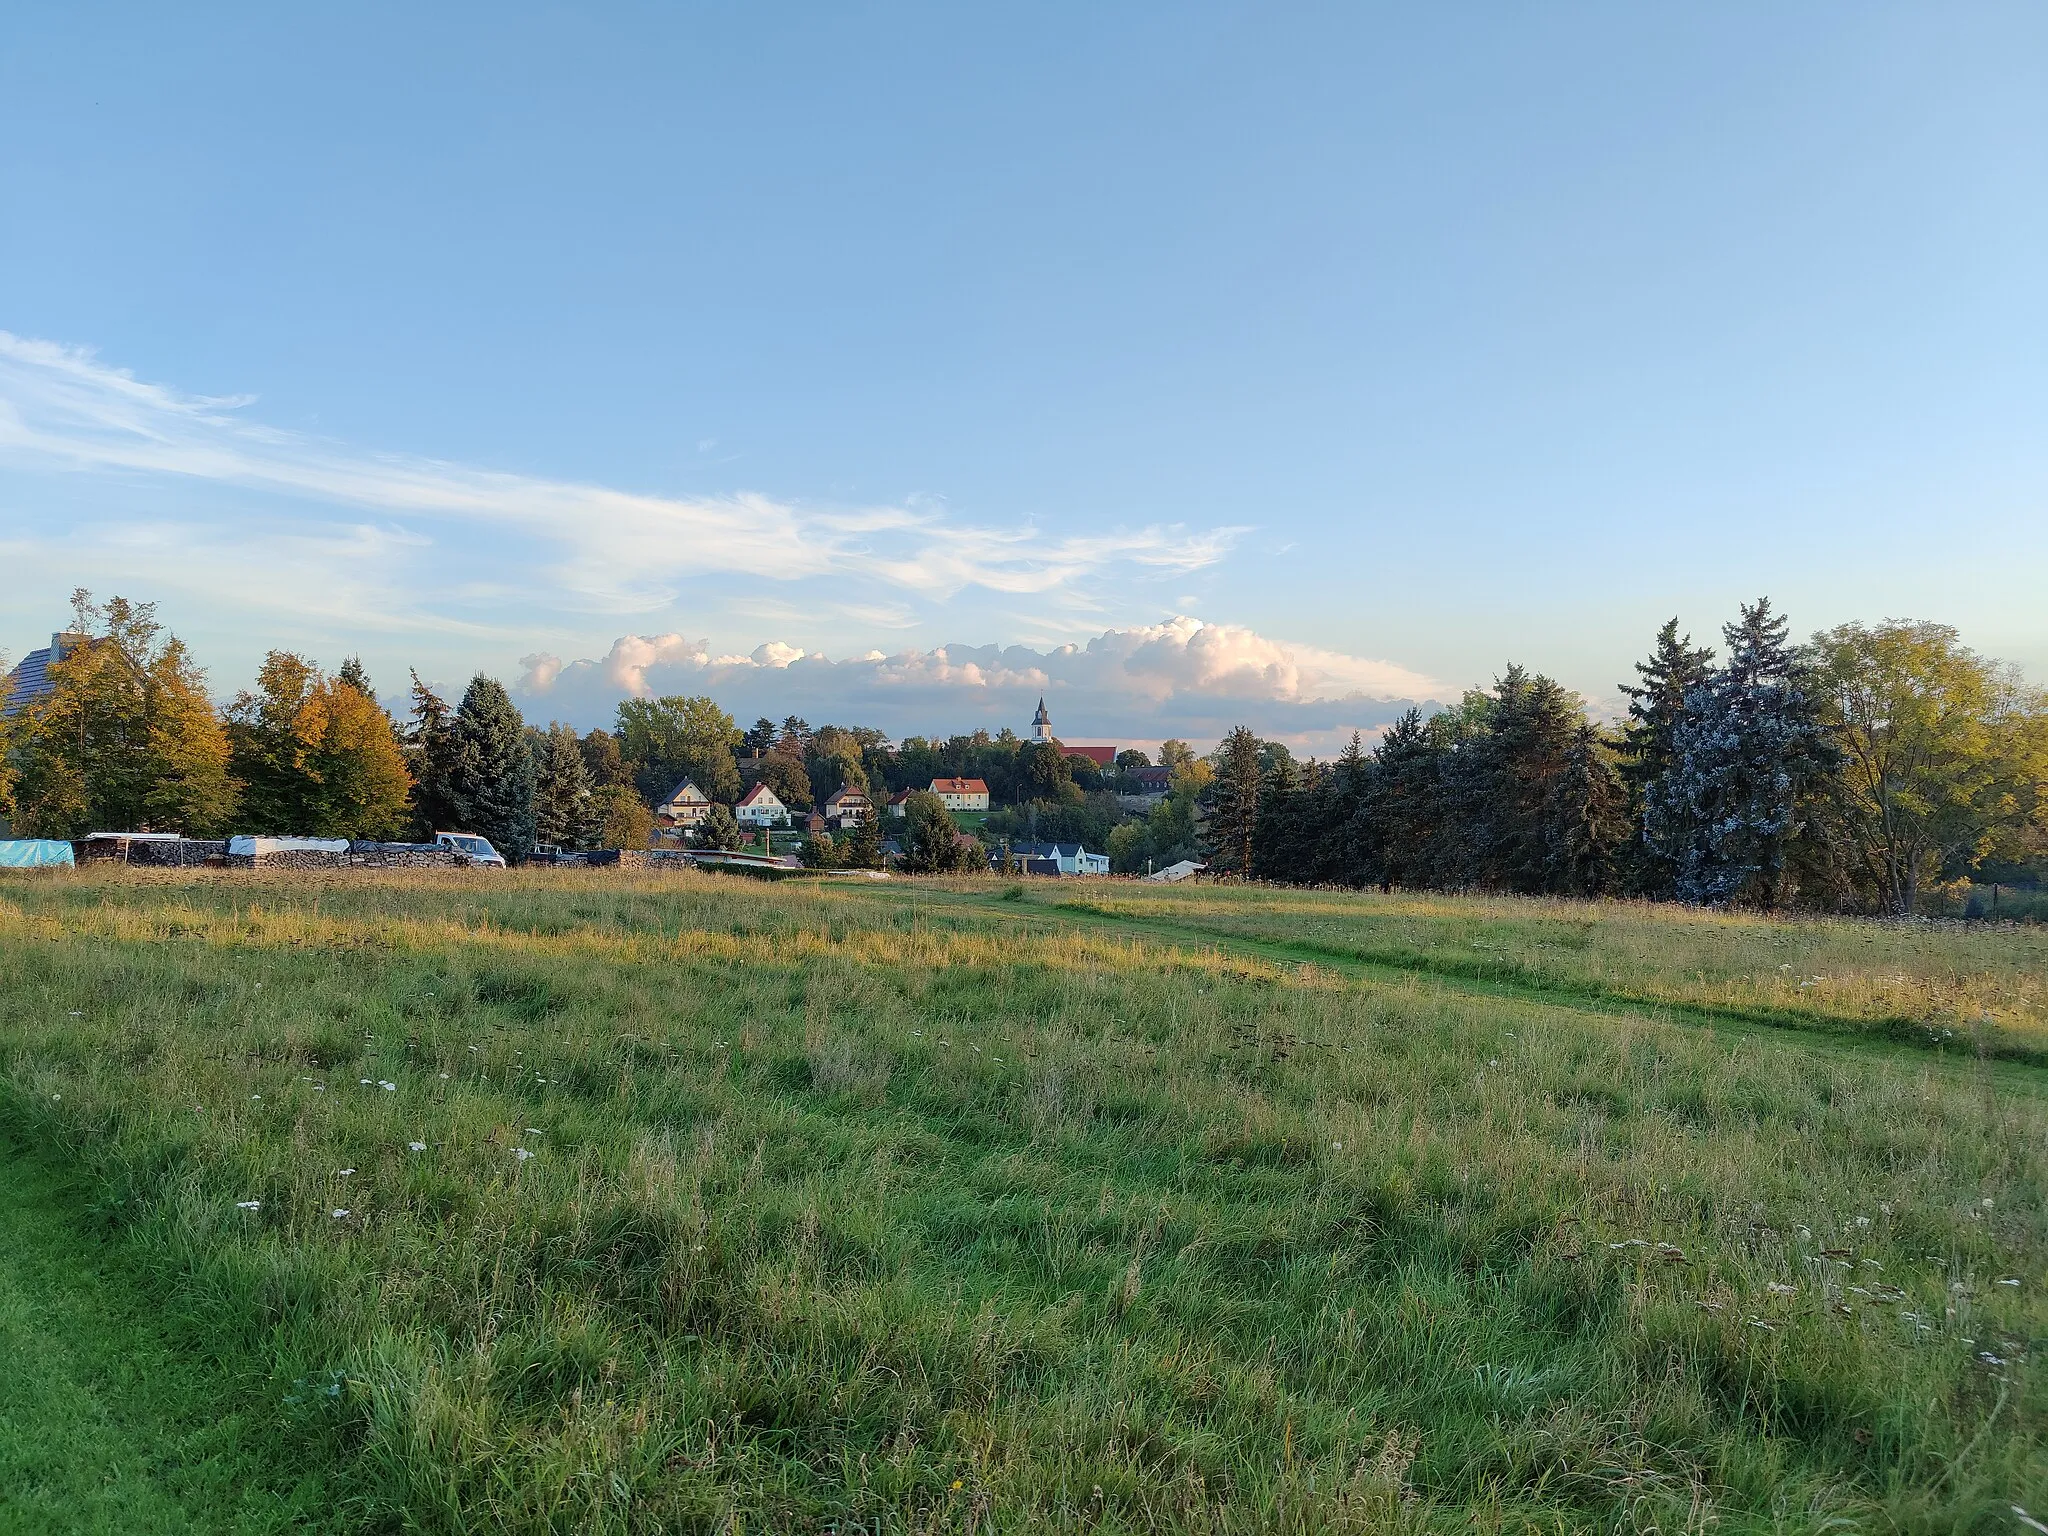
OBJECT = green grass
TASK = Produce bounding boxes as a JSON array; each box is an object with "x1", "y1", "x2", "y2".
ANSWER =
[
  {"x1": 1039, "y1": 884, "x2": 2048, "y2": 1064},
  {"x1": 0, "y1": 1138, "x2": 344, "y2": 1534},
  {"x1": 0, "y1": 868, "x2": 2042, "y2": 1533}
]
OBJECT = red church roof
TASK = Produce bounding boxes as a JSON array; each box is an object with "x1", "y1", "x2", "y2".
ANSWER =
[{"x1": 1061, "y1": 745, "x2": 1116, "y2": 767}]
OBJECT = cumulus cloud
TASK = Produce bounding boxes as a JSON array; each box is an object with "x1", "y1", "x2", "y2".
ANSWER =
[
  {"x1": 0, "y1": 332, "x2": 1240, "y2": 624},
  {"x1": 516, "y1": 615, "x2": 1444, "y2": 753}
]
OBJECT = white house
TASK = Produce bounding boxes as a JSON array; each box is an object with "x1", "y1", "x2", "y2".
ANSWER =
[
  {"x1": 926, "y1": 776, "x2": 990, "y2": 812},
  {"x1": 823, "y1": 784, "x2": 873, "y2": 827},
  {"x1": 1008, "y1": 839, "x2": 1110, "y2": 876},
  {"x1": 656, "y1": 778, "x2": 712, "y2": 826},
  {"x1": 734, "y1": 782, "x2": 787, "y2": 827}
]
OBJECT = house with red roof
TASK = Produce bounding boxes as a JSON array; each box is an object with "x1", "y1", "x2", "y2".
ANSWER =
[{"x1": 926, "y1": 776, "x2": 990, "y2": 812}]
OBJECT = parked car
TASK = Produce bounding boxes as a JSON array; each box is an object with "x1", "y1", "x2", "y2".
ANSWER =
[{"x1": 434, "y1": 832, "x2": 507, "y2": 867}]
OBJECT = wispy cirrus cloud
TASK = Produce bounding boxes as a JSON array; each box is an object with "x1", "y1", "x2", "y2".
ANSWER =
[{"x1": 0, "y1": 332, "x2": 1241, "y2": 627}]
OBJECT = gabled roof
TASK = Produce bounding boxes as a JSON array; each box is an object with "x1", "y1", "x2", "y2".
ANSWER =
[
  {"x1": 824, "y1": 783, "x2": 871, "y2": 806},
  {"x1": 928, "y1": 777, "x2": 989, "y2": 795},
  {"x1": 1009, "y1": 840, "x2": 1093, "y2": 859},
  {"x1": 659, "y1": 778, "x2": 708, "y2": 805},
  {"x1": 736, "y1": 782, "x2": 782, "y2": 807},
  {"x1": 887, "y1": 787, "x2": 915, "y2": 804},
  {"x1": 1061, "y1": 744, "x2": 1117, "y2": 767},
  {"x1": 2, "y1": 633, "x2": 86, "y2": 716}
]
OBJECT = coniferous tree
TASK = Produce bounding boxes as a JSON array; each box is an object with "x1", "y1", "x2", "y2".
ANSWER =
[
  {"x1": 902, "y1": 790, "x2": 962, "y2": 873},
  {"x1": 1204, "y1": 726, "x2": 1264, "y2": 880},
  {"x1": 1649, "y1": 599, "x2": 1835, "y2": 907},
  {"x1": 1617, "y1": 619, "x2": 1716, "y2": 897},
  {"x1": 1251, "y1": 754, "x2": 1318, "y2": 882},
  {"x1": 843, "y1": 809, "x2": 884, "y2": 869},
  {"x1": 698, "y1": 802, "x2": 743, "y2": 851},
  {"x1": 405, "y1": 672, "x2": 464, "y2": 837},
  {"x1": 447, "y1": 674, "x2": 537, "y2": 861},
  {"x1": 532, "y1": 721, "x2": 596, "y2": 849},
  {"x1": 337, "y1": 655, "x2": 374, "y2": 696},
  {"x1": 1361, "y1": 710, "x2": 1436, "y2": 890}
]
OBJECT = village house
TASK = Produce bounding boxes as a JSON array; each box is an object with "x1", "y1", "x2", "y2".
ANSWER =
[
  {"x1": 655, "y1": 778, "x2": 712, "y2": 826},
  {"x1": 1003, "y1": 839, "x2": 1110, "y2": 876},
  {"x1": 885, "y1": 788, "x2": 915, "y2": 819},
  {"x1": 734, "y1": 782, "x2": 787, "y2": 827},
  {"x1": 823, "y1": 784, "x2": 872, "y2": 828},
  {"x1": 926, "y1": 776, "x2": 990, "y2": 812},
  {"x1": 1, "y1": 631, "x2": 87, "y2": 716}
]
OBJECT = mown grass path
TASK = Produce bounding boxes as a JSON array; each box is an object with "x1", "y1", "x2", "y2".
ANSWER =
[
  {"x1": 864, "y1": 882, "x2": 2048, "y2": 1096},
  {"x1": 0, "y1": 1138, "x2": 341, "y2": 1536}
]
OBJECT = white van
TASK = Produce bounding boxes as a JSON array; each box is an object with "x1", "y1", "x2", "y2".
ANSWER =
[{"x1": 435, "y1": 832, "x2": 507, "y2": 867}]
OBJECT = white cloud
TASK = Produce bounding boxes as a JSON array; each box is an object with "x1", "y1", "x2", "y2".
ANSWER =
[
  {"x1": 0, "y1": 331, "x2": 1241, "y2": 622},
  {"x1": 516, "y1": 615, "x2": 1444, "y2": 753}
]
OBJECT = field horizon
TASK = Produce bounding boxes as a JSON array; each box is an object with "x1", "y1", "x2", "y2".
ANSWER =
[{"x1": 0, "y1": 868, "x2": 2040, "y2": 1532}]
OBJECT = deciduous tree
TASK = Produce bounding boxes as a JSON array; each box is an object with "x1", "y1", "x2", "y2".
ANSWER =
[
  {"x1": 617, "y1": 695, "x2": 742, "y2": 803},
  {"x1": 1810, "y1": 620, "x2": 2048, "y2": 913},
  {"x1": 9, "y1": 591, "x2": 237, "y2": 837}
]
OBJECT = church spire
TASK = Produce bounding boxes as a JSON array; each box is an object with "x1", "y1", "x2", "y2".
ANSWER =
[{"x1": 1031, "y1": 696, "x2": 1053, "y2": 742}]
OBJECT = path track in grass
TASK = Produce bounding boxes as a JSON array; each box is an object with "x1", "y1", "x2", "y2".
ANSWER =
[
  {"x1": 0, "y1": 1138, "x2": 341, "y2": 1536},
  {"x1": 854, "y1": 882, "x2": 2048, "y2": 1095}
]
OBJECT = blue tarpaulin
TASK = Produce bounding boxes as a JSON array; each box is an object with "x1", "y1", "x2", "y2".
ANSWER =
[{"x1": 0, "y1": 840, "x2": 76, "y2": 868}]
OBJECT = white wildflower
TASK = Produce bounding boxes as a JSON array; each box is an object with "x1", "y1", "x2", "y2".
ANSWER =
[
  {"x1": 236, "y1": 1200, "x2": 261, "y2": 1211},
  {"x1": 513, "y1": 1147, "x2": 535, "y2": 1161},
  {"x1": 407, "y1": 1142, "x2": 427, "y2": 1152},
  {"x1": 331, "y1": 1208, "x2": 350, "y2": 1218}
]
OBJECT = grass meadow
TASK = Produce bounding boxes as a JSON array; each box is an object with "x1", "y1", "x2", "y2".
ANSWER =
[{"x1": 0, "y1": 869, "x2": 2041, "y2": 1533}]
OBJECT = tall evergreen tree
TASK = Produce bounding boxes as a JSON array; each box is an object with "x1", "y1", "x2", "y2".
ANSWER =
[
  {"x1": 531, "y1": 721, "x2": 596, "y2": 849},
  {"x1": 1204, "y1": 725, "x2": 1264, "y2": 879},
  {"x1": 1649, "y1": 599, "x2": 1835, "y2": 907},
  {"x1": 337, "y1": 655, "x2": 374, "y2": 696},
  {"x1": 447, "y1": 674, "x2": 537, "y2": 862},
  {"x1": 1617, "y1": 619, "x2": 1716, "y2": 896},
  {"x1": 1363, "y1": 709, "x2": 1439, "y2": 891},
  {"x1": 405, "y1": 671, "x2": 464, "y2": 837},
  {"x1": 842, "y1": 808, "x2": 884, "y2": 869}
]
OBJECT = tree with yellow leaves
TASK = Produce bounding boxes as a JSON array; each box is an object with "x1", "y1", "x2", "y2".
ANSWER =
[
  {"x1": 6, "y1": 591, "x2": 238, "y2": 837},
  {"x1": 225, "y1": 651, "x2": 412, "y2": 838},
  {"x1": 1810, "y1": 620, "x2": 2048, "y2": 914}
]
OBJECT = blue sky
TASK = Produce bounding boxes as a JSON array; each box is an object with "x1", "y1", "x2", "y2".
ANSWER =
[{"x1": 3, "y1": 4, "x2": 2043, "y2": 749}]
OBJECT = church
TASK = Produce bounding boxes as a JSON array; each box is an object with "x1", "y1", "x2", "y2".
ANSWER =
[{"x1": 1029, "y1": 697, "x2": 1117, "y2": 769}]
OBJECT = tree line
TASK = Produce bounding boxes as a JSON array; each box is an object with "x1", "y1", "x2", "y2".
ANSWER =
[
  {"x1": 0, "y1": 590, "x2": 1171, "y2": 866},
  {"x1": 1205, "y1": 600, "x2": 2047, "y2": 915},
  {"x1": 6, "y1": 590, "x2": 2040, "y2": 912}
]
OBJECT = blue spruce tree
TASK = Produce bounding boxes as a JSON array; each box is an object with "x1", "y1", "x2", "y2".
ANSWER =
[{"x1": 1648, "y1": 599, "x2": 1834, "y2": 907}]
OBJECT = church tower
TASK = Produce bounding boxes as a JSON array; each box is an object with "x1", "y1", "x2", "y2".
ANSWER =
[{"x1": 1031, "y1": 697, "x2": 1054, "y2": 743}]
